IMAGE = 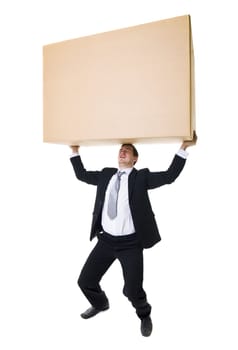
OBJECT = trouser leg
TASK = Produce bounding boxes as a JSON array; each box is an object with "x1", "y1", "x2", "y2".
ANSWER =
[
  {"x1": 78, "y1": 239, "x2": 115, "y2": 310},
  {"x1": 118, "y1": 246, "x2": 152, "y2": 319}
]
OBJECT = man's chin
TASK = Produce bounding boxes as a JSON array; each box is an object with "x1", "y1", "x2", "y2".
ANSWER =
[{"x1": 119, "y1": 161, "x2": 127, "y2": 167}]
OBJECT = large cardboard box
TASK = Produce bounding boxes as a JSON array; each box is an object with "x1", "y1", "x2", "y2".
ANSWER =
[{"x1": 43, "y1": 15, "x2": 195, "y2": 145}]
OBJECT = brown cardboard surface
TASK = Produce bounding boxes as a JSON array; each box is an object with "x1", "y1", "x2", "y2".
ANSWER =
[{"x1": 43, "y1": 15, "x2": 195, "y2": 145}]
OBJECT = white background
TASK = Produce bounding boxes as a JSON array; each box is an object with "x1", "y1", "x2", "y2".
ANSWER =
[{"x1": 0, "y1": 0, "x2": 237, "y2": 349}]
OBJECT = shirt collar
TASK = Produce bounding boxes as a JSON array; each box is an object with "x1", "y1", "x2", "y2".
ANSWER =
[{"x1": 118, "y1": 167, "x2": 133, "y2": 175}]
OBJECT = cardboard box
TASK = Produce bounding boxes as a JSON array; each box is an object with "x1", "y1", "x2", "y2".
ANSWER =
[{"x1": 43, "y1": 15, "x2": 195, "y2": 145}]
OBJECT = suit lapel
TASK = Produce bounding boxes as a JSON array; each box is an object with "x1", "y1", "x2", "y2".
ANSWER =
[
  {"x1": 101, "y1": 168, "x2": 117, "y2": 194},
  {"x1": 128, "y1": 168, "x2": 137, "y2": 200}
]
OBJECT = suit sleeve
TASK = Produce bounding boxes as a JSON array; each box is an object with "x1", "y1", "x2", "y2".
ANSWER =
[
  {"x1": 70, "y1": 155, "x2": 101, "y2": 186},
  {"x1": 146, "y1": 154, "x2": 186, "y2": 189}
]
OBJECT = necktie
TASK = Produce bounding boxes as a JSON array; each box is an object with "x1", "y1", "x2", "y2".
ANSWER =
[{"x1": 107, "y1": 171, "x2": 125, "y2": 219}]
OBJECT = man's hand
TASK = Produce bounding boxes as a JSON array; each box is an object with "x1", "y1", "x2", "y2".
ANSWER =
[
  {"x1": 70, "y1": 145, "x2": 80, "y2": 153},
  {"x1": 181, "y1": 131, "x2": 197, "y2": 150}
]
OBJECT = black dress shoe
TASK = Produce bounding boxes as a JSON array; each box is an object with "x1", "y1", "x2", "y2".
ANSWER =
[
  {"x1": 81, "y1": 305, "x2": 109, "y2": 319},
  {"x1": 141, "y1": 316, "x2": 153, "y2": 337}
]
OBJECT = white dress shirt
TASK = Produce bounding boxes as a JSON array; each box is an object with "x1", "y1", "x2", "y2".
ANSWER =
[{"x1": 101, "y1": 167, "x2": 135, "y2": 236}]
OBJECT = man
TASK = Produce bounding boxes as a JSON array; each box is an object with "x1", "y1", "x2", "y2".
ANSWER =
[{"x1": 70, "y1": 135, "x2": 197, "y2": 337}]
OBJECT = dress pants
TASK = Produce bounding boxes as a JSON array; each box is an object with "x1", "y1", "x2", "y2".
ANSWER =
[{"x1": 78, "y1": 232, "x2": 151, "y2": 319}]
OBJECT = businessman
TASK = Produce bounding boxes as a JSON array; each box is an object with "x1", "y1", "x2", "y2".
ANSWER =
[{"x1": 70, "y1": 135, "x2": 197, "y2": 337}]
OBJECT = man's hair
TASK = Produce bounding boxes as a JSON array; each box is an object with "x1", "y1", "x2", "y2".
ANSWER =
[{"x1": 121, "y1": 143, "x2": 139, "y2": 158}]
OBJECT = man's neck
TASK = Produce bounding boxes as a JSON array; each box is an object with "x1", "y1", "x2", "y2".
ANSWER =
[
  {"x1": 118, "y1": 163, "x2": 134, "y2": 169},
  {"x1": 118, "y1": 166, "x2": 133, "y2": 173}
]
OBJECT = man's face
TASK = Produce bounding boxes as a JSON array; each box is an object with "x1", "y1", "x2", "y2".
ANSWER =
[{"x1": 118, "y1": 145, "x2": 138, "y2": 168}]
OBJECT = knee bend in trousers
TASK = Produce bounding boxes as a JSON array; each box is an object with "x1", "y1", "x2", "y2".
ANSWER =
[
  {"x1": 123, "y1": 285, "x2": 146, "y2": 302},
  {"x1": 77, "y1": 273, "x2": 87, "y2": 290},
  {"x1": 77, "y1": 272, "x2": 99, "y2": 292}
]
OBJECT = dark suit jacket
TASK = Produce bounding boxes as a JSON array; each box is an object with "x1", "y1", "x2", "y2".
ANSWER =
[{"x1": 70, "y1": 154, "x2": 186, "y2": 249}]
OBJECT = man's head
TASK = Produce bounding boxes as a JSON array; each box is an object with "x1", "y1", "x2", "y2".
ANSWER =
[{"x1": 118, "y1": 143, "x2": 139, "y2": 169}]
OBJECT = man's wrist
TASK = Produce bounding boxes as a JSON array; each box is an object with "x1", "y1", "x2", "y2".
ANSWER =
[
  {"x1": 177, "y1": 148, "x2": 188, "y2": 159},
  {"x1": 70, "y1": 153, "x2": 79, "y2": 158}
]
